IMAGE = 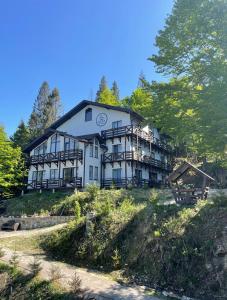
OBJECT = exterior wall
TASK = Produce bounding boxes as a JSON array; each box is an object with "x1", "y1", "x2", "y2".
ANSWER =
[{"x1": 57, "y1": 105, "x2": 132, "y2": 136}]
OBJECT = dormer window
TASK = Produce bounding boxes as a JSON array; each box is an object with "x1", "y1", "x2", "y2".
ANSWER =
[{"x1": 85, "y1": 108, "x2": 92, "y2": 121}]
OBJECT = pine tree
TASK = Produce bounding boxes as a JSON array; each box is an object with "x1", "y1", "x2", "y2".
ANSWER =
[
  {"x1": 137, "y1": 71, "x2": 146, "y2": 88},
  {"x1": 95, "y1": 76, "x2": 107, "y2": 102},
  {"x1": 28, "y1": 81, "x2": 50, "y2": 139},
  {"x1": 11, "y1": 120, "x2": 30, "y2": 149},
  {"x1": 28, "y1": 82, "x2": 62, "y2": 140},
  {"x1": 45, "y1": 88, "x2": 62, "y2": 128},
  {"x1": 111, "y1": 81, "x2": 120, "y2": 100}
]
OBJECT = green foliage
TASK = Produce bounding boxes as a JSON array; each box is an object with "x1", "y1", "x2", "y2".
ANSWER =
[
  {"x1": 10, "y1": 120, "x2": 30, "y2": 150},
  {"x1": 111, "y1": 248, "x2": 121, "y2": 270},
  {"x1": 97, "y1": 87, "x2": 119, "y2": 106},
  {"x1": 28, "y1": 82, "x2": 62, "y2": 140},
  {"x1": 111, "y1": 80, "x2": 120, "y2": 100},
  {"x1": 147, "y1": 0, "x2": 227, "y2": 161},
  {"x1": 28, "y1": 257, "x2": 41, "y2": 276},
  {"x1": 74, "y1": 201, "x2": 81, "y2": 220},
  {"x1": 122, "y1": 87, "x2": 152, "y2": 119},
  {"x1": 0, "y1": 126, "x2": 26, "y2": 198}
]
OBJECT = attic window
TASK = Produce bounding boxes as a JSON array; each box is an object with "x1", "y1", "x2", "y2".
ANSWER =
[{"x1": 85, "y1": 108, "x2": 92, "y2": 121}]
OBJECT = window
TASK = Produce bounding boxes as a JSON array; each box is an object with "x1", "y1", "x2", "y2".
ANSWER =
[
  {"x1": 32, "y1": 171, "x2": 45, "y2": 182},
  {"x1": 112, "y1": 120, "x2": 122, "y2": 129},
  {"x1": 112, "y1": 168, "x2": 121, "y2": 180},
  {"x1": 135, "y1": 169, "x2": 142, "y2": 180},
  {"x1": 94, "y1": 167, "x2": 98, "y2": 180},
  {"x1": 34, "y1": 142, "x2": 47, "y2": 156},
  {"x1": 112, "y1": 144, "x2": 122, "y2": 153},
  {"x1": 63, "y1": 168, "x2": 75, "y2": 181},
  {"x1": 89, "y1": 144, "x2": 93, "y2": 157},
  {"x1": 50, "y1": 134, "x2": 60, "y2": 153},
  {"x1": 89, "y1": 166, "x2": 93, "y2": 180},
  {"x1": 94, "y1": 138, "x2": 98, "y2": 158},
  {"x1": 64, "y1": 137, "x2": 76, "y2": 151},
  {"x1": 50, "y1": 169, "x2": 58, "y2": 180},
  {"x1": 85, "y1": 108, "x2": 92, "y2": 121}
]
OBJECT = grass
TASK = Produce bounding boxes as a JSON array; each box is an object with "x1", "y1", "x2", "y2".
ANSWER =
[
  {"x1": 0, "y1": 235, "x2": 43, "y2": 254},
  {"x1": 5, "y1": 190, "x2": 72, "y2": 216}
]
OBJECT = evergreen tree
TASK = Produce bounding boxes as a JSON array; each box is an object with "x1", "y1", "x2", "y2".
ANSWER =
[
  {"x1": 0, "y1": 126, "x2": 25, "y2": 198},
  {"x1": 45, "y1": 88, "x2": 62, "y2": 128},
  {"x1": 11, "y1": 120, "x2": 30, "y2": 149},
  {"x1": 28, "y1": 82, "x2": 62, "y2": 140},
  {"x1": 95, "y1": 76, "x2": 107, "y2": 102},
  {"x1": 111, "y1": 81, "x2": 120, "y2": 100},
  {"x1": 97, "y1": 87, "x2": 119, "y2": 106},
  {"x1": 137, "y1": 71, "x2": 146, "y2": 88},
  {"x1": 28, "y1": 81, "x2": 50, "y2": 139}
]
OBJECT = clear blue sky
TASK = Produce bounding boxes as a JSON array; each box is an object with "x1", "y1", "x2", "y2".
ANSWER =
[{"x1": 0, "y1": 0, "x2": 173, "y2": 136}]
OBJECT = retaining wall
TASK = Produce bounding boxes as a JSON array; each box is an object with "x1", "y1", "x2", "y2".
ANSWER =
[{"x1": 0, "y1": 215, "x2": 74, "y2": 230}]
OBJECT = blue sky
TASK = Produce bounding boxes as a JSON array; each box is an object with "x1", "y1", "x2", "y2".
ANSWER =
[{"x1": 0, "y1": 0, "x2": 173, "y2": 136}]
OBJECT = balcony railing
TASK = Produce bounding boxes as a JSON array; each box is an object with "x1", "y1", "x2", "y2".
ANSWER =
[
  {"x1": 29, "y1": 149, "x2": 83, "y2": 165},
  {"x1": 102, "y1": 151, "x2": 172, "y2": 171},
  {"x1": 101, "y1": 177, "x2": 161, "y2": 188},
  {"x1": 101, "y1": 125, "x2": 171, "y2": 152},
  {"x1": 27, "y1": 177, "x2": 82, "y2": 189}
]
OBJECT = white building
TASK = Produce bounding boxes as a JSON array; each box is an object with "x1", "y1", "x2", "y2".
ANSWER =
[{"x1": 24, "y1": 100, "x2": 172, "y2": 190}]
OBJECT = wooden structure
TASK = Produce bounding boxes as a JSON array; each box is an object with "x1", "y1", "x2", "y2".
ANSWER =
[{"x1": 168, "y1": 161, "x2": 215, "y2": 204}]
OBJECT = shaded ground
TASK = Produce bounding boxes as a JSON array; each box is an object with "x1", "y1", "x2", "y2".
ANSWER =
[
  {"x1": 1, "y1": 248, "x2": 160, "y2": 300},
  {"x1": 0, "y1": 226, "x2": 162, "y2": 300}
]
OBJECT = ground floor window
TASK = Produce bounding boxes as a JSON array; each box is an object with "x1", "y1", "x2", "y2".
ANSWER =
[
  {"x1": 94, "y1": 166, "x2": 98, "y2": 180},
  {"x1": 50, "y1": 169, "x2": 58, "y2": 180},
  {"x1": 112, "y1": 168, "x2": 122, "y2": 180},
  {"x1": 63, "y1": 167, "x2": 75, "y2": 181},
  {"x1": 89, "y1": 165, "x2": 93, "y2": 180},
  {"x1": 32, "y1": 170, "x2": 45, "y2": 182}
]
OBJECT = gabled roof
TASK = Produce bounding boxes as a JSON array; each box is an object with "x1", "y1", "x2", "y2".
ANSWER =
[
  {"x1": 168, "y1": 161, "x2": 215, "y2": 183},
  {"x1": 24, "y1": 100, "x2": 142, "y2": 152}
]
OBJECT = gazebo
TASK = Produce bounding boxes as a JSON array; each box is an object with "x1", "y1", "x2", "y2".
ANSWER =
[{"x1": 168, "y1": 161, "x2": 215, "y2": 204}]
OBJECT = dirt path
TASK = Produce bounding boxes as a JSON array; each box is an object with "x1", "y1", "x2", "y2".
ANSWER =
[{"x1": 1, "y1": 247, "x2": 160, "y2": 300}]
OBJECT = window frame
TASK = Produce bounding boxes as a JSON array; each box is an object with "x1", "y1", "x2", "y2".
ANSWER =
[
  {"x1": 94, "y1": 166, "x2": 98, "y2": 180},
  {"x1": 89, "y1": 165, "x2": 93, "y2": 180},
  {"x1": 112, "y1": 120, "x2": 122, "y2": 129},
  {"x1": 85, "y1": 108, "x2": 92, "y2": 122}
]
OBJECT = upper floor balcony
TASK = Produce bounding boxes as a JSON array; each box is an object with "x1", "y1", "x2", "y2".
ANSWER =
[
  {"x1": 28, "y1": 149, "x2": 83, "y2": 165},
  {"x1": 102, "y1": 151, "x2": 172, "y2": 171},
  {"x1": 101, "y1": 125, "x2": 172, "y2": 152}
]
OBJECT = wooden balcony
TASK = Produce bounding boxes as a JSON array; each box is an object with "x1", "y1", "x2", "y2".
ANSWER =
[
  {"x1": 27, "y1": 177, "x2": 82, "y2": 189},
  {"x1": 101, "y1": 177, "x2": 161, "y2": 188},
  {"x1": 101, "y1": 125, "x2": 172, "y2": 152},
  {"x1": 102, "y1": 151, "x2": 172, "y2": 171},
  {"x1": 29, "y1": 149, "x2": 83, "y2": 165}
]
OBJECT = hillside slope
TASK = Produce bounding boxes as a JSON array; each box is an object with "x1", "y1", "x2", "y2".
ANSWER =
[{"x1": 41, "y1": 188, "x2": 227, "y2": 300}]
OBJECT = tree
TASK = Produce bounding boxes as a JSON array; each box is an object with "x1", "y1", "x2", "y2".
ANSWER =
[
  {"x1": 97, "y1": 87, "x2": 119, "y2": 106},
  {"x1": 0, "y1": 126, "x2": 25, "y2": 198},
  {"x1": 11, "y1": 120, "x2": 30, "y2": 149},
  {"x1": 45, "y1": 88, "x2": 62, "y2": 128},
  {"x1": 122, "y1": 88, "x2": 152, "y2": 119},
  {"x1": 28, "y1": 82, "x2": 62, "y2": 140},
  {"x1": 148, "y1": 0, "x2": 227, "y2": 161},
  {"x1": 111, "y1": 81, "x2": 120, "y2": 100},
  {"x1": 96, "y1": 76, "x2": 107, "y2": 102}
]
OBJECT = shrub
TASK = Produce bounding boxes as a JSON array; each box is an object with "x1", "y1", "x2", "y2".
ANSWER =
[
  {"x1": 29, "y1": 257, "x2": 42, "y2": 276},
  {"x1": 74, "y1": 201, "x2": 81, "y2": 221},
  {"x1": 69, "y1": 271, "x2": 82, "y2": 294}
]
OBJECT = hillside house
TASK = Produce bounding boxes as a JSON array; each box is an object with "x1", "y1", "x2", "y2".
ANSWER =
[{"x1": 24, "y1": 100, "x2": 172, "y2": 190}]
